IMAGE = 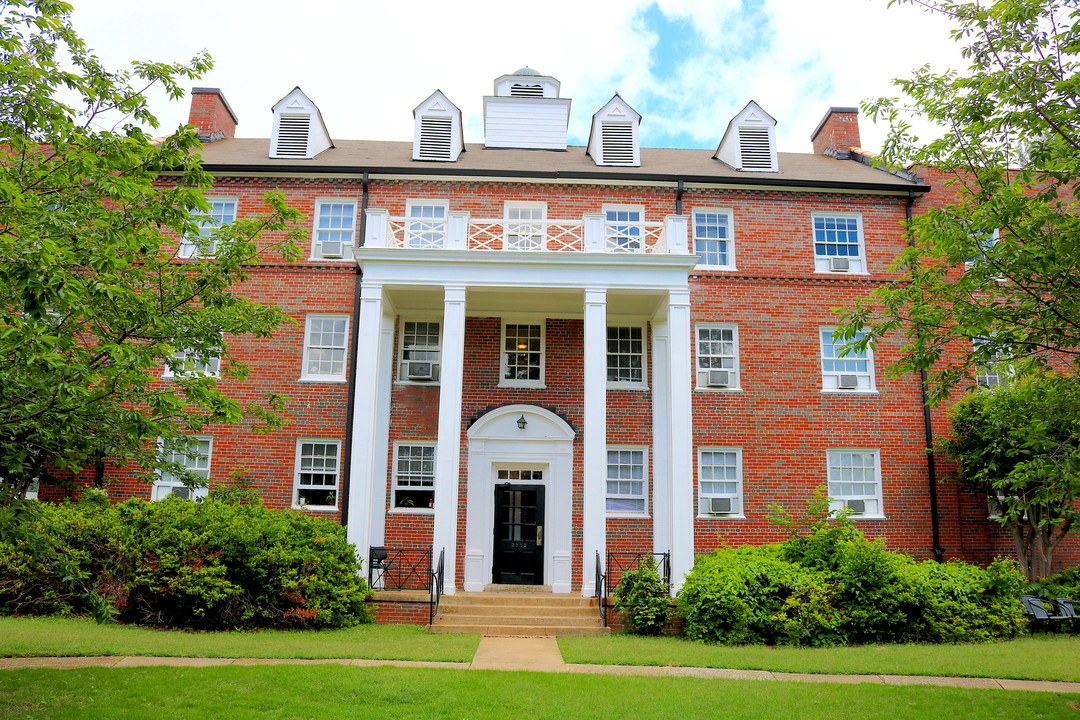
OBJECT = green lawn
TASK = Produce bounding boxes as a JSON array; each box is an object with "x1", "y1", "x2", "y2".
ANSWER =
[
  {"x1": 1, "y1": 666, "x2": 1077, "y2": 720},
  {"x1": 560, "y1": 632, "x2": 1080, "y2": 682},
  {"x1": 0, "y1": 617, "x2": 478, "y2": 662}
]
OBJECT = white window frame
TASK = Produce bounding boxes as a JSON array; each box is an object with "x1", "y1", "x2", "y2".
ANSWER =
[
  {"x1": 812, "y1": 212, "x2": 865, "y2": 274},
  {"x1": 397, "y1": 318, "x2": 442, "y2": 384},
  {"x1": 606, "y1": 446, "x2": 648, "y2": 516},
  {"x1": 499, "y1": 321, "x2": 545, "y2": 388},
  {"x1": 826, "y1": 448, "x2": 884, "y2": 518},
  {"x1": 311, "y1": 199, "x2": 357, "y2": 260},
  {"x1": 504, "y1": 201, "x2": 547, "y2": 251},
  {"x1": 692, "y1": 208, "x2": 736, "y2": 269},
  {"x1": 607, "y1": 324, "x2": 647, "y2": 389},
  {"x1": 697, "y1": 447, "x2": 744, "y2": 518},
  {"x1": 162, "y1": 338, "x2": 223, "y2": 380},
  {"x1": 180, "y1": 197, "x2": 237, "y2": 259},
  {"x1": 405, "y1": 200, "x2": 449, "y2": 249},
  {"x1": 301, "y1": 314, "x2": 350, "y2": 382},
  {"x1": 695, "y1": 323, "x2": 741, "y2": 391},
  {"x1": 973, "y1": 337, "x2": 1007, "y2": 388},
  {"x1": 820, "y1": 326, "x2": 875, "y2": 393},
  {"x1": 292, "y1": 439, "x2": 340, "y2": 510},
  {"x1": 965, "y1": 229, "x2": 1001, "y2": 271},
  {"x1": 152, "y1": 436, "x2": 212, "y2": 501},
  {"x1": 392, "y1": 442, "x2": 436, "y2": 513},
  {"x1": 603, "y1": 204, "x2": 645, "y2": 253}
]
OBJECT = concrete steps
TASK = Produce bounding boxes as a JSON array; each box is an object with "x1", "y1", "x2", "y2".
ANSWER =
[{"x1": 430, "y1": 591, "x2": 609, "y2": 637}]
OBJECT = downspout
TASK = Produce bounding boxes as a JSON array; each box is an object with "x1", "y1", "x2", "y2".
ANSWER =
[
  {"x1": 907, "y1": 188, "x2": 944, "y2": 562},
  {"x1": 675, "y1": 179, "x2": 684, "y2": 216},
  {"x1": 340, "y1": 171, "x2": 369, "y2": 526}
]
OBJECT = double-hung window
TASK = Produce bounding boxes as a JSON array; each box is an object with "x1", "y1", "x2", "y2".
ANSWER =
[
  {"x1": 399, "y1": 320, "x2": 441, "y2": 382},
  {"x1": 827, "y1": 449, "x2": 882, "y2": 517},
  {"x1": 607, "y1": 448, "x2": 647, "y2": 515},
  {"x1": 393, "y1": 443, "x2": 435, "y2": 510},
  {"x1": 607, "y1": 326, "x2": 645, "y2": 386},
  {"x1": 153, "y1": 437, "x2": 212, "y2": 500},
  {"x1": 812, "y1": 213, "x2": 864, "y2": 273},
  {"x1": 405, "y1": 200, "x2": 448, "y2": 249},
  {"x1": 973, "y1": 337, "x2": 1007, "y2": 388},
  {"x1": 693, "y1": 209, "x2": 735, "y2": 268},
  {"x1": 302, "y1": 314, "x2": 349, "y2": 381},
  {"x1": 504, "y1": 202, "x2": 546, "y2": 251},
  {"x1": 501, "y1": 322, "x2": 544, "y2": 387},
  {"x1": 313, "y1": 200, "x2": 356, "y2": 259},
  {"x1": 181, "y1": 198, "x2": 237, "y2": 258},
  {"x1": 604, "y1": 206, "x2": 644, "y2": 252},
  {"x1": 294, "y1": 440, "x2": 340, "y2": 509},
  {"x1": 698, "y1": 448, "x2": 743, "y2": 517},
  {"x1": 696, "y1": 324, "x2": 740, "y2": 390},
  {"x1": 162, "y1": 347, "x2": 222, "y2": 379},
  {"x1": 820, "y1": 327, "x2": 874, "y2": 392}
]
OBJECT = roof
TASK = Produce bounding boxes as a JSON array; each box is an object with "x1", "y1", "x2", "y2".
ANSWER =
[{"x1": 195, "y1": 138, "x2": 927, "y2": 192}]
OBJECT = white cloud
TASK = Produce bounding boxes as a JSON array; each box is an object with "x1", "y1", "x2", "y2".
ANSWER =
[{"x1": 70, "y1": 0, "x2": 966, "y2": 153}]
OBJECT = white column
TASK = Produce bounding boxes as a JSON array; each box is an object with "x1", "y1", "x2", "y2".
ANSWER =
[
  {"x1": 368, "y1": 309, "x2": 396, "y2": 548},
  {"x1": 347, "y1": 281, "x2": 387, "y2": 564},
  {"x1": 582, "y1": 287, "x2": 607, "y2": 595},
  {"x1": 432, "y1": 284, "x2": 467, "y2": 594},
  {"x1": 651, "y1": 315, "x2": 672, "y2": 564},
  {"x1": 666, "y1": 290, "x2": 694, "y2": 591}
]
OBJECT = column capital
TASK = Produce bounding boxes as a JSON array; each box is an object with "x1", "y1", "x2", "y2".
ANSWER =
[{"x1": 443, "y1": 284, "x2": 467, "y2": 303}]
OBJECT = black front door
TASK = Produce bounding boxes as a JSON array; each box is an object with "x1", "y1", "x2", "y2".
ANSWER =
[{"x1": 492, "y1": 474, "x2": 544, "y2": 585}]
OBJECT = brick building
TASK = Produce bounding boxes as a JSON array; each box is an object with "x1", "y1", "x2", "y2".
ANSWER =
[{"x1": 100, "y1": 69, "x2": 1063, "y2": 603}]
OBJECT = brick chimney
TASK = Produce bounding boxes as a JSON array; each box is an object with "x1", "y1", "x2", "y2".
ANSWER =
[
  {"x1": 811, "y1": 107, "x2": 860, "y2": 159},
  {"x1": 187, "y1": 87, "x2": 238, "y2": 142}
]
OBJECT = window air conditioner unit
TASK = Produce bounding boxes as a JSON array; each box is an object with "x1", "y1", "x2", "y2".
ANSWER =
[
  {"x1": 829, "y1": 257, "x2": 850, "y2": 272},
  {"x1": 171, "y1": 486, "x2": 192, "y2": 500},
  {"x1": 406, "y1": 361, "x2": 434, "y2": 381},
  {"x1": 706, "y1": 369, "x2": 731, "y2": 388},
  {"x1": 702, "y1": 497, "x2": 733, "y2": 515},
  {"x1": 837, "y1": 374, "x2": 859, "y2": 389},
  {"x1": 845, "y1": 499, "x2": 866, "y2": 514},
  {"x1": 320, "y1": 240, "x2": 345, "y2": 258}
]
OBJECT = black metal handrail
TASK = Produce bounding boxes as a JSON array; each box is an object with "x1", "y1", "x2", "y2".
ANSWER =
[
  {"x1": 430, "y1": 548, "x2": 445, "y2": 624},
  {"x1": 595, "y1": 550, "x2": 607, "y2": 626},
  {"x1": 606, "y1": 551, "x2": 671, "y2": 595},
  {"x1": 369, "y1": 547, "x2": 433, "y2": 591}
]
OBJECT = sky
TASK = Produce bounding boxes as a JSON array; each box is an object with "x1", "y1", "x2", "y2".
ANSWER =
[{"x1": 69, "y1": 0, "x2": 967, "y2": 154}]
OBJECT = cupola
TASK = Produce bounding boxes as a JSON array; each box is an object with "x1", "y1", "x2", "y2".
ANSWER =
[
  {"x1": 484, "y1": 67, "x2": 570, "y2": 150},
  {"x1": 412, "y1": 90, "x2": 464, "y2": 162},
  {"x1": 269, "y1": 87, "x2": 333, "y2": 159},
  {"x1": 715, "y1": 100, "x2": 778, "y2": 172},
  {"x1": 586, "y1": 94, "x2": 641, "y2": 167}
]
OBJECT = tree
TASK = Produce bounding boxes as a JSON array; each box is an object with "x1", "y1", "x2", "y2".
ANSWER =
[
  {"x1": 837, "y1": 0, "x2": 1080, "y2": 404},
  {"x1": 0, "y1": 0, "x2": 302, "y2": 501},
  {"x1": 941, "y1": 372, "x2": 1080, "y2": 580}
]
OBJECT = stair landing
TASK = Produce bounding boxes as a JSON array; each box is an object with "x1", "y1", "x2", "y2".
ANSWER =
[{"x1": 430, "y1": 590, "x2": 609, "y2": 637}]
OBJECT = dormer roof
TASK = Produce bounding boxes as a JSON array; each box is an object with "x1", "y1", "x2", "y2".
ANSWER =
[
  {"x1": 586, "y1": 94, "x2": 642, "y2": 167},
  {"x1": 493, "y1": 67, "x2": 561, "y2": 98},
  {"x1": 714, "y1": 100, "x2": 778, "y2": 172},
  {"x1": 269, "y1": 87, "x2": 333, "y2": 160},
  {"x1": 412, "y1": 90, "x2": 464, "y2": 162}
]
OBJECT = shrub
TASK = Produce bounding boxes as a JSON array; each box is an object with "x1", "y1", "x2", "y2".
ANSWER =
[
  {"x1": 0, "y1": 495, "x2": 374, "y2": 630},
  {"x1": 904, "y1": 557, "x2": 1025, "y2": 643},
  {"x1": 612, "y1": 555, "x2": 671, "y2": 635}
]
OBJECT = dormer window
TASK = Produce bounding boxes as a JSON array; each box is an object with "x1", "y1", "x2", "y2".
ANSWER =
[
  {"x1": 413, "y1": 91, "x2": 464, "y2": 162},
  {"x1": 715, "y1": 100, "x2": 778, "y2": 173},
  {"x1": 587, "y1": 95, "x2": 641, "y2": 167},
  {"x1": 270, "y1": 87, "x2": 333, "y2": 160}
]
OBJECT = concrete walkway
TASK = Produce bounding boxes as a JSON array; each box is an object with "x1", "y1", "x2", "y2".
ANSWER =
[{"x1": 3, "y1": 636, "x2": 1080, "y2": 695}]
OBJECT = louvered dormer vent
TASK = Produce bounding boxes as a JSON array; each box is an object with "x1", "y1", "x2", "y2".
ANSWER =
[
  {"x1": 510, "y1": 83, "x2": 544, "y2": 97},
  {"x1": 601, "y1": 122, "x2": 635, "y2": 165},
  {"x1": 418, "y1": 117, "x2": 453, "y2": 161},
  {"x1": 738, "y1": 126, "x2": 772, "y2": 170},
  {"x1": 275, "y1": 115, "x2": 311, "y2": 157}
]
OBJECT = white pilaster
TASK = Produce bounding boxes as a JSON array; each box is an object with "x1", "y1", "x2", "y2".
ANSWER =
[
  {"x1": 666, "y1": 290, "x2": 694, "y2": 591},
  {"x1": 364, "y1": 209, "x2": 389, "y2": 248},
  {"x1": 582, "y1": 287, "x2": 607, "y2": 595},
  {"x1": 347, "y1": 281, "x2": 387, "y2": 565},
  {"x1": 664, "y1": 214, "x2": 689, "y2": 254},
  {"x1": 369, "y1": 309, "x2": 396, "y2": 547},
  {"x1": 433, "y1": 284, "x2": 467, "y2": 594},
  {"x1": 583, "y1": 213, "x2": 606, "y2": 252},
  {"x1": 651, "y1": 315, "x2": 672, "y2": 565},
  {"x1": 447, "y1": 212, "x2": 470, "y2": 250}
]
